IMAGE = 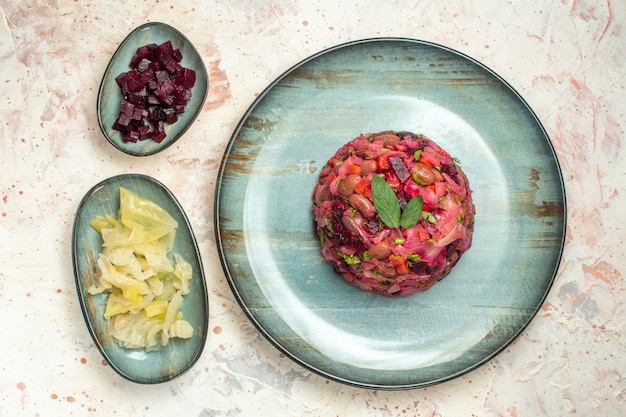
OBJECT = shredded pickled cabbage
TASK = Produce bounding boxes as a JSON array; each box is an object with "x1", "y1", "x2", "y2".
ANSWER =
[{"x1": 89, "y1": 187, "x2": 194, "y2": 350}]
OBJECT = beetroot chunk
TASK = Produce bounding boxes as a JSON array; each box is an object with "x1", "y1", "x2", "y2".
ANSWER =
[
  {"x1": 135, "y1": 44, "x2": 157, "y2": 60},
  {"x1": 111, "y1": 40, "x2": 196, "y2": 144},
  {"x1": 176, "y1": 68, "x2": 196, "y2": 89},
  {"x1": 389, "y1": 156, "x2": 411, "y2": 182}
]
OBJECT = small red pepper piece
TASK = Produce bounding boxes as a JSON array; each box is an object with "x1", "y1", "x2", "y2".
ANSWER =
[{"x1": 377, "y1": 154, "x2": 392, "y2": 170}]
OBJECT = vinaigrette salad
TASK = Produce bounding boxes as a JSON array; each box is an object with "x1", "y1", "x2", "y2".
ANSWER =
[{"x1": 312, "y1": 131, "x2": 475, "y2": 296}]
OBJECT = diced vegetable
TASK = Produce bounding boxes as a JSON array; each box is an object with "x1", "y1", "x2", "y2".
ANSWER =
[
  {"x1": 89, "y1": 187, "x2": 194, "y2": 350},
  {"x1": 112, "y1": 41, "x2": 197, "y2": 144}
]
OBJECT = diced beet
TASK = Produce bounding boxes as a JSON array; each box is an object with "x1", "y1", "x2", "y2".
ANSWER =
[
  {"x1": 129, "y1": 55, "x2": 141, "y2": 68},
  {"x1": 165, "y1": 58, "x2": 178, "y2": 73},
  {"x1": 125, "y1": 130, "x2": 140, "y2": 143},
  {"x1": 151, "y1": 121, "x2": 166, "y2": 143},
  {"x1": 132, "y1": 106, "x2": 147, "y2": 120},
  {"x1": 135, "y1": 44, "x2": 156, "y2": 60},
  {"x1": 111, "y1": 39, "x2": 196, "y2": 144},
  {"x1": 125, "y1": 70, "x2": 145, "y2": 93},
  {"x1": 128, "y1": 89, "x2": 147, "y2": 106},
  {"x1": 389, "y1": 156, "x2": 411, "y2": 182},
  {"x1": 154, "y1": 51, "x2": 170, "y2": 69},
  {"x1": 158, "y1": 41, "x2": 174, "y2": 57},
  {"x1": 163, "y1": 107, "x2": 179, "y2": 123},
  {"x1": 116, "y1": 112, "x2": 132, "y2": 127},
  {"x1": 165, "y1": 95, "x2": 177, "y2": 106},
  {"x1": 138, "y1": 124, "x2": 152, "y2": 140},
  {"x1": 115, "y1": 72, "x2": 126, "y2": 89},
  {"x1": 147, "y1": 94, "x2": 160, "y2": 105},
  {"x1": 175, "y1": 68, "x2": 196, "y2": 88},
  {"x1": 149, "y1": 107, "x2": 166, "y2": 122},
  {"x1": 119, "y1": 99, "x2": 135, "y2": 116},
  {"x1": 138, "y1": 68, "x2": 154, "y2": 84},
  {"x1": 363, "y1": 218, "x2": 381, "y2": 234},
  {"x1": 112, "y1": 120, "x2": 125, "y2": 132},
  {"x1": 174, "y1": 85, "x2": 184, "y2": 101},
  {"x1": 398, "y1": 195, "x2": 408, "y2": 210},
  {"x1": 155, "y1": 79, "x2": 176, "y2": 101},
  {"x1": 166, "y1": 113, "x2": 178, "y2": 124},
  {"x1": 137, "y1": 58, "x2": 151, "y2": 72},
  {"x1": 159, "y1": 52, "x2": 172, "y2": 66},
  {"x1": 149, "y1": 59, "x2": 162, "y2": 71},
  {"x1": 180, "y1": 87, "x2": 192, "y2": 103},
  {"x1": 155, "y1": 70, "x2": 170, "y2": 84},
  {"x1": 170, "y1": 63, "x2": 183, "y2": 78}
]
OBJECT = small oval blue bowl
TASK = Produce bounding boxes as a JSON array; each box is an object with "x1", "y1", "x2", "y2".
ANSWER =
[
  {"x1": 72, "y1": 173, "x2": 208, "y2": 384},
  {"x1": 97, "y1": 22, "x2": 208, "y2": 156}
]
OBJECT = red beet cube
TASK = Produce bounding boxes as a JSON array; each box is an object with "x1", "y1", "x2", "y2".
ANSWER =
[
  {"x1": 138, "y1": 124, "x2": 152, "y2": 140},
  {"x1": 123, "y1": 70, "x2": 144, "y2": 93},
  {"x1": 136, "y1": 58, "x2": 151, "y2": 72},
  {"x1": 147, "y1": 94, "x2": 160, "y2": 105},
  {"x1": 155, "y1": 70, "x2": 170, "y2": 84},
  {"x1": 175, "y1": 85, "x2": 192, "y2": 103},
  {"x1": 149, "y1": 107, "x2": 166, "y2": 122},
  {"x1": 115, "y1": 72, "x2": 130, "y2": 92},
  {"x1": 155, "y1": 79, "x2": 176, "y2": 102},
  {"x1": 151, "y1": 120, "x2": 166, "y2": 143},
  {"x1": 116, "y1": 112, "x2": 132, "y2": 127},
  {"x1": 175, "y1": 68, "x2": 196, "y2": 89},
  {"x1": 132, "y1": 106, "x2": 147, "y2": 120},
  {"x1": 158, "y1": 41, "x2": 174, "y2": 56},
  {"x1": 138, "y1": 68, "x2": 154, "y2": 84},
  {"x1": 127, "y1": 130, "x2": 141, "y2": 142},
  {"x1": 119, "y1": 99, "x2": 134, "y2": 116},
  {"x1": 166, "y1": 113, "x2": 178, "y2": 124},
  {"x1": 136, "y1": 44, "x2": 156, "y2": 60},
  {"x1": 165, "y1": 58, "x2": 178, "y2": 73},
  {"x1": 128, "y1": 87, "x2": 147, "y2": 106},
  {"x1": 130, "y1": 55, "x2": 141, "y2": 68}
]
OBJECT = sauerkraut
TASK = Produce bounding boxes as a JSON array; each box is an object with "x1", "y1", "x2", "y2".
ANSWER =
[
  {"x1": 312, "y1": 131, "x2": 475, "y2": 296},
  {"x1": 89, "y1": 187, "x2": 194, "y2": 349}
]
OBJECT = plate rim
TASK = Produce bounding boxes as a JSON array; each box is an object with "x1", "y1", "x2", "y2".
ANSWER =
[{"x1": 214, "y1": 37, "x2": 567, "y2": 390}]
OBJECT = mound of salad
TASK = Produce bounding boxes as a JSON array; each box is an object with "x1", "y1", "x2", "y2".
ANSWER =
[{"x1": 312, "y1": 131, "x2": 475, "y2": 296}]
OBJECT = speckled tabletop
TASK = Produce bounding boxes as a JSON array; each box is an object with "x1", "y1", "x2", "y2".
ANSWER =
[{"x1": 1, "y1": 1, "x2": 625, "y2": 416}]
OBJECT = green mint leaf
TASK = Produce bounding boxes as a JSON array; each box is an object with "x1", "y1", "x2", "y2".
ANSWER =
[
  {"x1": 400, "y1": 196, "x2": 424, "y2": 229},
  {"x1": 371, "y1": 174, "x2": 401, "y2": 229}
]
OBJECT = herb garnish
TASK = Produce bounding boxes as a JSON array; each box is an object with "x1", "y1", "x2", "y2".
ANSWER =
[
  {"x1": 371, "y1": 174, "x2": 424, "y2": 229},
  {"x1": 400, "y1": 194, "x2": 424, "y2": 229}
]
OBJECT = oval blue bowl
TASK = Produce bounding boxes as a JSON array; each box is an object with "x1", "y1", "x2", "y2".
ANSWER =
[
  {"x1": 97, "y1": 22, "x2": 208, "y2": 156},
  {"x1": 72, "y1": 174, "x2": 208, "y2": 384}
]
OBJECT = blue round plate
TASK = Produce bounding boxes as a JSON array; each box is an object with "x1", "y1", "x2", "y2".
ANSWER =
[
  {"x1": 215, "y1": 38, "x2": 566, "y2": 389},
  {"x1": 72, "y1": 174, "x2": 208, "y2": 384}
]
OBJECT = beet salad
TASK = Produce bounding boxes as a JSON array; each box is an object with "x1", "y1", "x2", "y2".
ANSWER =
[{"x1": 312, "y1": 131, "x2": 475, "y2": 296}]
